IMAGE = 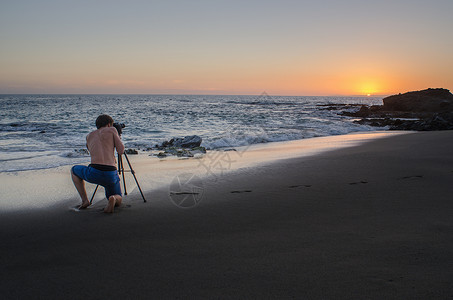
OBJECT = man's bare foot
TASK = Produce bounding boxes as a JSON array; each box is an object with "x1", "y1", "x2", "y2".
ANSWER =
[
  {"x1": 104, "y1": 196, "x2": 117, "y2": 213},
  {"x1": 78, "y1": 201, "x2": 90, "y2": 210},
  {"x1": 114, "y1": 195, "x2": 122, "y2": 207}
]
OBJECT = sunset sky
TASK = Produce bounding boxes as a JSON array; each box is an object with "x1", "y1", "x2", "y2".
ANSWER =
[{"x1": 1, "y1": 0, "x2": 452, "y2": 96}]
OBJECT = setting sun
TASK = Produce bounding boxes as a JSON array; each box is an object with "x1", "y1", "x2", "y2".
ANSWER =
[
  {"x1": 356, "y1": 80, "x2": 382, "y2": 96},
  {"x1": 0, "y1": 1, "x2": 451, "y2": 96}
]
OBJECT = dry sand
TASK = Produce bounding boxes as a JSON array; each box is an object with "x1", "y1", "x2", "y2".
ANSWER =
[{"x1": 1, "y1": 131, "x2": 453, "y2": 299}]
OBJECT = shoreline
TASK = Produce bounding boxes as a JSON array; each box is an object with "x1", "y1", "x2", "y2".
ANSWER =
[
  {"x1": 1, "y1": 130, "x2": 453, "y2": 298},
  {"x1": 0, "y1": 130, "x2": 409, "y2": 212}
]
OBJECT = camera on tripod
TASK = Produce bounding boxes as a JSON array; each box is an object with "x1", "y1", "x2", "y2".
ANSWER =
[
  {"x1": 90, "y1": 121, "x2": 147, "y2": 204},
  {"x1": 113, "y1": 122, "x2": 125, "y2": 136}
]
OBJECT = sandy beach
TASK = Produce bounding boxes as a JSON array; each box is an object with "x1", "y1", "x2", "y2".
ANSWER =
[{"x1": 1, "y1": 130, "x2": 453, "y2": 299}]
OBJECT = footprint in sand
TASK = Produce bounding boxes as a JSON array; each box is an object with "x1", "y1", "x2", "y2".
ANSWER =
[
  {"x1": 349, "y1": 180, "x2": 368, "y2": 185},
  {"x1": 289, "y1": 185, "x2": 312, "y2": 188},
  {"x1": 70, "y1": 204, "x2": 131, "y2": 212},
  {"x1": 400, "y1": 175, "x2": 423, "y2": 180},
  {"x1": 70, "y1": 205, "x2": 92, "y2": 212}
]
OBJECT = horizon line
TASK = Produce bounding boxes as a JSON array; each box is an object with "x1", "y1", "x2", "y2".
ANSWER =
[{"x1": 0, "y1": 92, "x2": 390, "y2": 97}]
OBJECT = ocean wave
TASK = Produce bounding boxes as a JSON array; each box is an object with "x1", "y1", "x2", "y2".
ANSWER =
[
  {"x1": 0, "y1": 122, "x2": 59, "y2": 133},
  {"x1": 0, "y1": 94, "x2": 383, "y2": 172},
  {"x1": 203, "y1": 124, "x2": 375, "y2": 150},
  {"x1": 0, "y1": 151, "x2": 90, "y2": 172},
  {"x1": 59, "y1": 150, "x2": 90, "y2": 158},
  {"x1": 204, "y1": 132, "x2": 307, "y2": 150},
  {"x1": 0, "y1": 151, "x2": 58, "y2": 162},
  {"x1": 243, "y1": 101, "x2": 299, "y2": 106}
]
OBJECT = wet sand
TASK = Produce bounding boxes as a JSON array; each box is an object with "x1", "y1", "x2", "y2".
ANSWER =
[{"x1": 1, "y1": 131, "x2": 453, "y2": 299}]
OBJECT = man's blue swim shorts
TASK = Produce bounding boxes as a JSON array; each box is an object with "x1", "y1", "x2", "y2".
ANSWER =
[{"x1": 71, "y1": 165, "x2": 122, "y2": 198}]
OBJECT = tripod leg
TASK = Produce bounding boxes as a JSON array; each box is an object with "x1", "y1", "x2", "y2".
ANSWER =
[
  {"x1": 90, "y1": 185, "x2": 99, "y2": 204},
  {"x1": 118, "y1": 153, "x2": 127, "y2": 195},
  {"x1": 123, "y1": 153, "x2": 147, "y2": 203}
]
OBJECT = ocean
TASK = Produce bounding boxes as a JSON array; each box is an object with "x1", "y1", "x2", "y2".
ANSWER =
[{"x1": 0, "y1": 94, "x2": 382, "y2": 172}]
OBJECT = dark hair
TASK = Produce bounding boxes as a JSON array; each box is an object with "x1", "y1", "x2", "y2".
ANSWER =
[{"x1": 95, "y1": 114, "x2": 114, "y2": 129}]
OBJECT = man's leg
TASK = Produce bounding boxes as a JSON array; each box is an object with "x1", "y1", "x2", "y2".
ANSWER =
[
  {"x1": 71, "y1": 170, "x2": 90, "y2": 209},
  {"x1": 104, "y1": 172, "x2": 123, "y2": 213},
  {"x1": 104, "y1": 195, "x2": 122, "y2": 213}
]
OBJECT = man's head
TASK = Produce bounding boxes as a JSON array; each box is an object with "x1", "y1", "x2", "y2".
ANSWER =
[{"x1": 96, "y1": 114, "x2": 114, "y2": 129}]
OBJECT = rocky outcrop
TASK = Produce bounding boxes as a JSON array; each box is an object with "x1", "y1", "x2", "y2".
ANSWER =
[
  {"x1": 383, "y1": 88, "x2": 453, "y2": 112},
  {"x1": 72, "y1": 149, "x2": 90, "y2": 156},
  {"x1": 125, "y1": 149, "x2": 139, "y2": 155},
  {"x1": 156, "y1": 146, "x2": 207, "y2": 158},
  {"x1": 153, "y1": 135, "x2": 206, "y2": 158},
  {"x1": 339, "y1": 88, "x2": 453, "y2": 131},
  {"x1": 353, "y1": 112, "x2": 453, "y2": 131},
  {"x1": 157, "y1": 135, "x2": 202, "y2": 149}
]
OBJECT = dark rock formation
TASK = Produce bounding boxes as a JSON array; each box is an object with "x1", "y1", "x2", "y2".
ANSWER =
[
  {"x1": 157, "y1": 152, "x2": 167, "y2": 158},
  {"x1": 153, "y1": 135, "x2": 206, "y2": 158},
  {"x1": 157, "y1": 135, "x2": 202, "y2": 149},
  {"x1": 382, "y1": 88, "x2": 453, "y2": 112},
  {"x1": 125, "y1": 149, "x2": 139, "y2": 155},
  {"x1": 394, "y1": 113, "x2": 453, "y2": 131},
  {"x1": 173, "y1": 135, "x2": 202, "y2": 148},
  {"x1": 155, "y1": 147, "x2": 207, "y2": 159},
  {"x1": 353, "y1": 113, "x2": 453, "y2": 131},
  {"x1": 339, "y1": 88, "x2": 453, "y2": 131},
  {"x1": 74, "y1": 149, "x2": 89, "y2": 155}
]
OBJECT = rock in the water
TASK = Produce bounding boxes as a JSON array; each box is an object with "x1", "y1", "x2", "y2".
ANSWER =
[
  {"x1": 125, "y1": 149, "x2": 139, "y2": 155},
  {"x1": 155, "y1": 146, "x2": 207, "y2": 158},
  {"x1": 157, "y1": 135, "x2": 203, "y2": 149},
  {"x1": 157, "y1": 152, "x2": 167, "y2": 158},
  {"x1": 393, "y1": 112, "x2": 453, "y2": 131},
  {"x1": 341, "y1": 88, "x2": 453, "y2": 131},
  {"x1": 383, "y1": 88, "x2": 453, "y2": 112},
  {"x1": 172, "y1": 135, "x2": 202, "y2": 148},
  {"x1": 353, "y1": 112, "x2": 453, "y2": 131},
  {"x1": 74, "y1": 149, "x2": 90, "y2": 155},
  {"x1": 153, "y1": 135, "x2": 206, "y2": 158}
]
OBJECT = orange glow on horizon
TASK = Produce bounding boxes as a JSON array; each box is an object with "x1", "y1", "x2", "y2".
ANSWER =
[{"x1": 357, "y1": 81, "x2": 379, "y2": 96}]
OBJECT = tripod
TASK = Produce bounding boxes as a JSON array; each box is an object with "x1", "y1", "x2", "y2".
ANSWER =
[{"x1": 90, "y1": 152, "x2": 147, "y2": 204}]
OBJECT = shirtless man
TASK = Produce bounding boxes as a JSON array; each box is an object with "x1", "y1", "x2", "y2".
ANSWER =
[{"x1": 71, "y1": 114, "x2": 125, "y2": 213}]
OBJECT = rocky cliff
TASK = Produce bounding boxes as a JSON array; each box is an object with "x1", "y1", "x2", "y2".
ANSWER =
[
  {"x1": 382, "y1": 88, "x2": 453, "y2": 112},
  {"x1": 339, "y1": 88, "x2": 453, "y2": 131}
]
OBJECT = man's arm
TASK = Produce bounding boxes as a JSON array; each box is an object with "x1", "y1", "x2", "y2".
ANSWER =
[
  {"x1": 85, "y1": 133, "x2": 91, "y2": 153},
  {"x1": 112, "y1": 129, "x2": 125, "y2": 155}
]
